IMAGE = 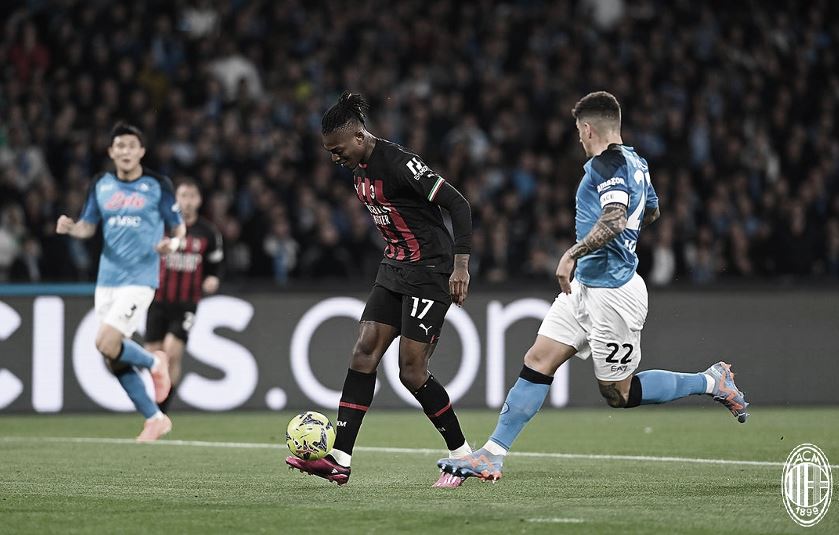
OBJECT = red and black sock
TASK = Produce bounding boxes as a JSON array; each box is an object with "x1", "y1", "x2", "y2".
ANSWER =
[
  {"x1": 412, "y1": 374, "x2": 466, "y2": 451},
  {"x1": 158, "y1": 383, "x2": 177, "y2": 414},
  {"x1": 332, "y1": 368, "x2": 376, "y2": 456}
]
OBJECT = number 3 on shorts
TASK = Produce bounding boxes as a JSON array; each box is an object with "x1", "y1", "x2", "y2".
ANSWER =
[{"x1": 409, "y1": 297, "x2": 434, "y2": 319}]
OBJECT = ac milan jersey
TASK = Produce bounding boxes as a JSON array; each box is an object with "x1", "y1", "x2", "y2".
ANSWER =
[
  {"x1": 80, "y1": 169, "x2": 183, "y2": 288},
  {"x1": 352, "y1": 139, "x2": 454, "y2": 273},
  {"x1": 155, "y1": 217, "x2": 223, "y2": 304}
]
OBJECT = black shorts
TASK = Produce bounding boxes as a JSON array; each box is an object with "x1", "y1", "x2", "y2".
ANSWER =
[
  {"x1": 145, "y1": 301, "x2": 197, "y2": 343},
  {"x1": 361, "y1": 264, "x2": 451, "y2": 343}
]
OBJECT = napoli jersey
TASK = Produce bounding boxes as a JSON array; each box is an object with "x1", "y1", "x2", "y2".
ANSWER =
[
  {"x1": 80, "y1": 169, "x2": 183, "y2": 288},
  {"x1": 574, "y1": 144, "x2": 658, "y2": 288}
]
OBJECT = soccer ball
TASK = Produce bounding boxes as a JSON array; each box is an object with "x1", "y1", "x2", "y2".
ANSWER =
[{"x1": 285, "y1": 411, "x2": 336, "y2": 460}]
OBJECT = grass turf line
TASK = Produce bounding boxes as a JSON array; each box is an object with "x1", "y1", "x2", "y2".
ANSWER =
[{"x1": 1, "y1": 407, "x2": 838, "y2": 534}]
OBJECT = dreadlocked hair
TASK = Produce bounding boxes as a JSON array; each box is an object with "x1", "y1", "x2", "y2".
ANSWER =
[{"x1": 321, "y1": 91, "x2": 370, "y2": 134}]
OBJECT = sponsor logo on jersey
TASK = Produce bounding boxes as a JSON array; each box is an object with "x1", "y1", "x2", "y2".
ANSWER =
[
  {"x1": 364, "y1": 204, "x2": 390, "y2": 216},
  {"x1": 596, "y1": 176, "x2": 626, "y2": 193},
  {"x1": 107, "y1": 215, "x2": 142, "y2": 227},
  {"x1": 165, "y1": 252, "x2": 203, "y2": 271},
  {"x1": 363, "y1": 203, "x2": 392, "y2": 225},
  {"x1": 371, "y1": 213, "x2": 392, "y2": 226},
  {"x1": 104, "y1": 192, "x2": 146, "y2": 210},
  {"x1": 406, "y1": 157, "x2": 430, "y2": 180},
  {"x1": 782, "y1": 443, "x2": 832, "y2": 527}
]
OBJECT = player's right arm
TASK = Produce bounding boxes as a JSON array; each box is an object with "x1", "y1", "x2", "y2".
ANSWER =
[
  {"x1": 641, "y1": 168, "x2": 660, "y2": 228},
  {"x1": 641, "y1": 206, "x2": 660, "y2": 228},
  {"x1": 55, "y1": 215, "x2": 97, "y2": 238},
  {"x1": 57, "y1": 178, "x2": 101, "y2": 239}
]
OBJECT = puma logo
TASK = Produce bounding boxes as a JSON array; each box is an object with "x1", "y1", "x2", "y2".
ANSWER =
[{"x1": 419, "y1": 323, "x2": 432, "y2": 335}]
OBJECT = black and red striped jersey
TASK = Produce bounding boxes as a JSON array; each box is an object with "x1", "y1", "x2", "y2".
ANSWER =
[
  {"x1": 154, "y1": 217, "x2": 223, "y2": 304},
  {"x1": 353, "y1": 140, "x2": 456, "y2": 273}
]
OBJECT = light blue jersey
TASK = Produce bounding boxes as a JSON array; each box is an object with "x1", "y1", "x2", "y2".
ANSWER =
[
  {"x1": 80, "y1": 169, "x2": 183, "y2": 288},
  {"x1": 574, "y1": 144, "x2": 658, "y2": 288}
]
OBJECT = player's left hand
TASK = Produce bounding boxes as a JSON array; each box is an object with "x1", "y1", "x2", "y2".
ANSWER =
[
  {"x1": 449, "y1": 266, "x2": 470, "y2": 307},
  {"x1": 556, "y1": 251, "x2": 576, "y2": 294},
  {"x1": 202, "y1": 276, "x2": 220, "y2": 294},
  {"x1": 155, "y1": 237, "x2": 180, "y2": 254}
]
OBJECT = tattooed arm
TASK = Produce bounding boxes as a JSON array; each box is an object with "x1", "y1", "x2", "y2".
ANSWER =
[
  {"x1": 555, "y1": 203, "x2": 628, "y2": 294},
  {"x1": 567, "y1": 203, "x2": 628, "y2": 259}
]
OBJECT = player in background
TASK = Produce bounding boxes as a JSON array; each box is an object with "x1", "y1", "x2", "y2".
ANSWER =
[
  {"x1": 286, "y1": 92, "x2": 473, "y2": 487},
  {"x1": 56, "y1": 123, "x2": 185, "y2": 442},
  {"x1": 144, "y1": 178, "x2": 223, "y2": 413},
  {"x1": 438, "y1": 92, "x2": 750, "y2": 481}
]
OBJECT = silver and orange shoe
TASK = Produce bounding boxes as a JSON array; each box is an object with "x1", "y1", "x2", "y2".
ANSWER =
[
  {"x1": 705, "y1": 361, "x2": 750, "y2": 423},
  {"x1": 286, "y1": 455, "x2": 351, "y2": 485},
  {"x1": 437, "y1": 448, "x2": 504, "y2": 482},
  {"x1": 136, "y1": 414, "x2": 172, "y2": 442}
]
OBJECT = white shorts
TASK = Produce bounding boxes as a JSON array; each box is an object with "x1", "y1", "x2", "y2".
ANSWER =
[
  {"x1": 537, "y1": 273, "x2": 648, "y2": 382},
  {"x1": 95, "y1": 286, "x2": 155, "y2": 337}
]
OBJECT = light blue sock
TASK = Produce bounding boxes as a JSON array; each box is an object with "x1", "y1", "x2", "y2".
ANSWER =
[
  {"x1": 115, "y1": 369, "x2": 158, "y2": 418},
  {"x1": 118, "y1": 339, "x2": 156, "y2": 369},
  {"x1": 489, "y1": 378, "x2": 550, "y2": 450},
  {"x1": 637, "y1": 370, "x2": 708, "y2": 405}
]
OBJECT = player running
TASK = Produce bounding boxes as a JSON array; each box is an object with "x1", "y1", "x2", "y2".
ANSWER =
[
  {"x1": 286, "y1": 92, "x2": 473, "y2": 487},
  {"x1": 145, "y1": 178, "x2": 223, "y2": 413},
  {"x1": 438, "y1": 91, "x2": 749, "y2": 482},
  {"x1": 56, "y1": 123, "x2": 185, "y2": 442}
]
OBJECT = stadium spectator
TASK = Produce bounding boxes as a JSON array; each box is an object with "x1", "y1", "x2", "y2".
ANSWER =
[{"x1": 1, "y1": 0, "x2": 837, "y2": 287}]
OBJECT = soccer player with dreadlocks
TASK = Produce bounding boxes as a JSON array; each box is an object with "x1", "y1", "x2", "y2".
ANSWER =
[{"x1": 286, "y1": 92, "x2": 474, "y2": 487}]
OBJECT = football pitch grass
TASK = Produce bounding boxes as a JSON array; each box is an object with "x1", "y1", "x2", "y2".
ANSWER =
[{"x1": 2, "y1": 408, "x2": 838, "y2": 534}]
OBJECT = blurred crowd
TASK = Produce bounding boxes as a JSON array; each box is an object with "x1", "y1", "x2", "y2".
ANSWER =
[{"x1": 1, "y1": 0, "x2": 838, "y2": 286}]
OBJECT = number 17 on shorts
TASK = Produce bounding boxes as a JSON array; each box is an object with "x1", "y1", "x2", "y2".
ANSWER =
[{"x1": 403, "y1": 296, "x2": 447, "y2": 343}]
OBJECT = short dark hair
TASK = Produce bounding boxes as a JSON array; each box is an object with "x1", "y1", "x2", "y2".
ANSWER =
[
  {"x1": 571, "y1": 91, "x2": 621, "y2": 126},
  {"x1": 321, "y1": 91, "x2": 369, "y2": 134},
  {"x1": 110, "y1": 122, "x2": 145, "y2": 146},
  {"x1": 175, "y1": 176, "x2": 200, "y2": 191}
]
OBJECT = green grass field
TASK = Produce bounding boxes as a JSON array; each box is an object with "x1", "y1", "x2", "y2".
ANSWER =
[{"x1": 2, "y1": 407, "x2": 838, "y2": 534}]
